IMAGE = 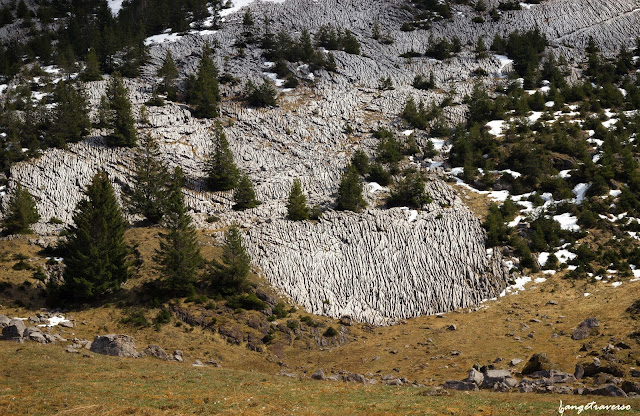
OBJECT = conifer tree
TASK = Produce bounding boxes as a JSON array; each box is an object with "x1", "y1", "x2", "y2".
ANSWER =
[
  {"x1": 233, "y1": 172, "x2": 260, "y2": 211},
  {"x1": 97, "y1": 95, "x2": 110, "y2": 128},
  {"x1": 155, "y1": 166, "x2": 203, "y2": 296},
  {"x1": 286, "y1": 178, "x2": 309, "y2": 221},
  {"x1": 80, "y1": 48, "x2": 102, "y2": 82},
  {"x1": 187, "y1": 47, "x2": 220, "y2": 118},
  {"x1": 50, "y1": 80, "x2": 91, "y2": 148},
  {"x1": 206, "y1": 123, "x2": 238, "y2": 191},
  {"x1": 124, "y1": 135, "x2": 170, "y2": 224},
  {"x1": 60, "y1": 172, "x2": 131, "y2": 302},
  {"x1": 336, "y1": 166, "x2": 366, "y2": 212},
  {"x1": 208, "y1": 225, "x2": 250, "y2": 294},
  {"x1": 1, "y1": 183, "x2": 40, "y2": 235},
  {"x1": 350, "y1": 149, "x2": 370, "y2": 176},
  {"x1": 387, "y1": 171, "x2": 432, "y2": 209},
  {"x1": 157, "y1": 50, "x2": 178, "y2": 100},
  {"x1": 106, "y1": 72, "x2": 137, "y2": 147}
]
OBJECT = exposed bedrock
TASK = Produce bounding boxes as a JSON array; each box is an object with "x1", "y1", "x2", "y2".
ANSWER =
[{"x1": 245, "y1": 181, "x2": 509, "y2": 325}]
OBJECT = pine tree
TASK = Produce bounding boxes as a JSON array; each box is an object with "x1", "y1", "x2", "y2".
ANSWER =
[
  {"x1": 1, "y1": 183, "x2": 40, "y2": 235},
  {"x1": 208, "y1": 225, "x2": 251, "y2": 294},
  {"x1": 80, "y1": 48, "x2": 102, "y2": 82},
  {"x1": 157, "y1": 50, "x2": 178, "y2": 100},
  {"x1": 60, "y1": 172, "x2": 131, "y2": 302},
  {"x1": 187, "y1": 47, "x2": 220, "y2": 118},
  {"x1": 233, "y1": 172, "x2": 260, "y2": 211},
  {"x1": 206, "y1": 123, "x2": 238, "y2": 191},
  {"x1": 155, "y1": 167, "x2": 203, "y2": 296},
  {"x1": 336, "y1": 166, "x2": 366, "y2": 212},
  {"x1": 50, "y1": 80, "x2": 91, "y2": 148},
  {"x1": 286, "y1": 178, "x2": 309, "y2": 221},
  {"x1": 387, "y1": 171, "x2": 432, "y2": 209},
  {"x1": 124, "y1": 135, "x2": 170, "y2": 224},
  {"x1": 97, "y1": 94, "x2": 110, "y2": 128},
  {"x1": 106, "y1": 72, "x2": 137, "y2": 147},
  {"x1": 350, "y1": 149, "x2": 370, "y2": 175}
]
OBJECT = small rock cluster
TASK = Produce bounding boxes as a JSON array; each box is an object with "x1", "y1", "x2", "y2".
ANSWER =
[
  {"x1": 0, "y1": 314, "x2": 68, "y2": 344},
  {"x1": 444, "y1": 352, "x2": 639, "y2": 398}
]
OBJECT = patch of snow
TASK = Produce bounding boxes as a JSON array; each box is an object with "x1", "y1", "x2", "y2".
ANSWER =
[
  {"x1": 145, "y1": 32, "x2": 182, "y2": 46},
  {"x1": 534, "y1": 277, "x2": 546, "y2": 283},
  {"x1": 430, "y1": 138, "x2": 446, "y2": 151},
  {"x1": 609, "y1": 189, "x2": 622, "y2": 197},
  {"x1": 555, "y1": 249, "x2": 576, "y2": 263},
  {"x1": 611, "y1": 281, "x2": 622, "y2": 288},
  {"x1": 493, "y1": 54, "x2": 513, "y2": 78},
  {"x1": 263, "y1": 72, "x2": 285, "y2": 87},
  {"x1": 542, "y1": 270, "x2": 556, "y2": 275},
  {"x1": 584, "y1": 292, "x2": 591, "y2": 297},
  {"x1": 37, "y1": 315, "x2": 71, "y2": 328},
  {"x1": 602, "y1": 118, "x2": 618, "y2": 129},
  {"x1": 107, "y1": 0, "x2": 125, "y2": 16},
  {"x1": 367, "y1": 182, "x2": 387, "y2": 193},
  {"x1": 538, "y1": 252, "x2": 549, "y2": 267},
  {"x1": 486, "y1": 120, "x2": 505, "y2": 136},
  {"x1": 500, "y1": 275, "x2": 532, "y2": 297},
  {"x1": 553, "y1": 213, "x2": 580, "y2": 232},
  {"x1": 402, "y1": 130, "x2": 414, "y2": 136},
  {"x1": 529, "y1": 111, "x2": 543, "y2": 123},
  {"x1": 573, "y1": 183, "x2": 589, "y2": 204},
  {"x1": 508, "y1": 215, "x2": 523, "y2": 227},
  {"x1": 558, "y1": 170, "x2": 571, "y2": 178},
  {"x1": 545, "y1": 101, "x2": 555, "y2": 107},
  {"x1": 220, "y1": 0, "x2": 286, "y2": 17}
]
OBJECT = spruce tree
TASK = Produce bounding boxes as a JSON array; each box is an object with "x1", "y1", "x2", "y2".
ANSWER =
[
  {"x1": 155, "y1": 167, "x2": 203, "y2": 296},
  {"x1": 187, "y1": 47, "x2": 220, "y2": 118},
  {"x1": 60, "y1": 172, "x2": 131, "y2": 302},
  {"x1": 80, "y1": 48, "x2": 102, "y2": 82},
  {"x1": 124, "y1": 135, "x2": 170, "y2": 224},
  {"x1": 336, "y1": 166, "x2": 366, "y2": 212},
  {"x1": 1, "y1": 183, "x2": 40, "y2": 235},
  {"x1": 387, "y1": 171, "x2": 432, "y2": 209},
  {"x1": 233, "y1": 172, "x2": 260, "y2": 211},
  {"x1": 209, "y1": 225, "x2": 250, "y2": 294},
  {"x1": 106, "y1": 72, "x2": 137, "y2": 147},
  {"x1": 50, "y1": 80, "x2": 91, "y2": 148},
  {"x1": 206, "y1": 123, "x2": 238, "y2": 191},
  {"x1": 286, "y1": 178, "x2": 309, "y2": 221},
  {"x1": 157, "y1": 50, "x2": 178, "y2": 100}
]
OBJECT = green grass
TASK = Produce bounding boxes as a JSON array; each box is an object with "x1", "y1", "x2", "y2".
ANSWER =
[{"x1": 1, "y1": 343, "x2": 638, "y2": 416}]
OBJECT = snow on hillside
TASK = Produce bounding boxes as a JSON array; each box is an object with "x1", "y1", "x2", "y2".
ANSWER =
[
  {"x1": 107, "y1": 0, "x2": 125, "y2": 16},
  {"x1": 220, "y1": 0, "x2": 286, "y2": 17}
]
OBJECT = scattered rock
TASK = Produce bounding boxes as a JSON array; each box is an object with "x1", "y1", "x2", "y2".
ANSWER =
[
  {"x1": 144, "y1": 344, "x2": 169, "y2": 361},
  {"x1": 0, "y1": 315, "x2": 10, "y2": 327},
  {"x1": 583, "y1": 383, "x2": 627, "y2": 397},
  {"x1": 339, "y1": 316, "x2": 352, "y2": 326},
  {"x1": 90, "y1": 334, "x2": 140, "y2": 358},
  {"x1": 2, "y1": 319, "x2": 26, "y2": 341},
  {"x1": 65, "y1": 346, "x2": 79, "y2": 354},
  {"x1": 443, "y1": 380, "x2": 478, "y2": 391},
  {"x1": 465, "y1": 368, "x2": 484, "y2": 385},
  {"x1": 572, "y1": 318, "x2": 600, "y2": 340},
  {"x1": 192, "y1": 360, "x2": 204, "y2": 367},
  {"x1": 510, "y1": 358, "x2": 523, "y2": 366},
  {"x1": 311, "y1": 369, "x2": 326, "y2": 380},
  {"x1": 447, "y1": 324, "x2": 457, "y2": 331},
  {"x1": 521, "y1": 353, "x2": 556, "y2": 375},
  {"x1": 621, "y1": 381, "x2": 640, "y2": 394}
]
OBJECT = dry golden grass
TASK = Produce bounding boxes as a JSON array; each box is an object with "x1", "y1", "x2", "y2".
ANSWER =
[
  {"x1": 1, "y1": 227, "x2": 640, "y2": 414},
  {"x1": 1, "y1": 342, "x2": 638, "y2": 416}
]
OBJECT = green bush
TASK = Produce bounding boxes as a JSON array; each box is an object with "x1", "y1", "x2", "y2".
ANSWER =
[
  {"x1": 286, "y1": 319, "x2": 299, "y2": 330},
  {"x1": 121, "y1": 310, "x2": 151, "y2": 328},
  {"x1": 226, "y1": 293, "x2": 266, "y2": 311},
  {"x1": 272, "y1": 302, "x2": 288, "y2": 319},
  {"x1": 323, "y1": 326, "x2": 338, "y2": 337},
  {"x1": 154, "y1": 308, "x2": 171, "y2": 325}
]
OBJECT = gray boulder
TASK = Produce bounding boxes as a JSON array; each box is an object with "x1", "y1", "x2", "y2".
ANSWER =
[
  {"x1": 521, "y1": 353, "x2": 556, "y2": 375},
  {"x1": 28, "y1": 331, "x2": 47, "y2": 344},
  {"x1": 0, "y1": 315, "x2": 10, "y2": 327},
  {"x1": 90, "y1": 334, "x2": 140, "y2": 357},
  {"x1": 311, "y1": 369, "x2": 326, "y2": 380},
  {"x1": 443, "y1": 381, "x2": 478, "y2": 391},
  {"x1": 584, "y1": 384, "x2": 627, "y2": 397},
  {"x1": 465, "y1": 368, "x2": 484, "y2": 385},
  {"x1": 482, "y1": 369, "x2": 517, "y2": 390},
  {"x1": 2, "y1": 319, "x2": 26, "y2": 340},
  {"x1": 622, "y1": 381, "x2": 640, "y2": 394},
  {"x1": 572, "y1": 318, "x2": 599, "y2": 340},
  {"x1": 144, "y1": 344, "x2": 169, "y2": 360}
]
